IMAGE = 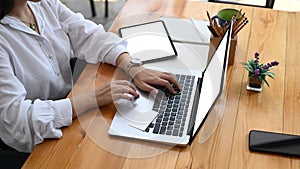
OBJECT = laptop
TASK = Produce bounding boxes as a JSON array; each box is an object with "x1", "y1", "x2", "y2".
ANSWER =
[{"x1": 108, "y1": 21, "x2": 233, "y2": 146}]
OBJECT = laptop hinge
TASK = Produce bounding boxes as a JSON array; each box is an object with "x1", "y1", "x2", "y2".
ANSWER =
[{"x1": 187, "y1": 77, "x2": 203, "y2": 136}]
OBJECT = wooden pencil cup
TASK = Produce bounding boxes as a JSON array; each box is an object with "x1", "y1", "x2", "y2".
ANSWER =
[{"x1": 208, "y1": 36, "x2": 237, "y2": 66}]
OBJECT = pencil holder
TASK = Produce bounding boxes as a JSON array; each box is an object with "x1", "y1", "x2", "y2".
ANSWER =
[{"x1": 208, "y1": 36, "x2": 237, "y2": 65}]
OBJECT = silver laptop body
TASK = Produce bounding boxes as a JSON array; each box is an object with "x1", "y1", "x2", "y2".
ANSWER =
[{"x1": 109, "y1": 21, "x2": 232, "y2": 146}]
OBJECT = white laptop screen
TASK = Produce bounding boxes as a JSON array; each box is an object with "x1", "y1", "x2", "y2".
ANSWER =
[{"x1": 192, "y1": 27, "x2": 231, "y2": 136}]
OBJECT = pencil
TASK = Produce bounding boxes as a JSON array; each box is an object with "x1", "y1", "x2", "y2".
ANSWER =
[
  {"x1": 233, "y1": 13, "x2": 246, "y2": 30},
  {"x1": 233, "y1": 18, "x2": 247, "y2": 32},
  {"x1": 233, "y1": 20, "x2": 249, "y2": 37},
  {"x1": 207, "y1": 25, "x2": 218, "y2": 37},
  {"x1": 212, "y1": 18, "x2": 222, "y2": 37},
  {"x1": 206, "y1": 11, "x2": 213, "y2": 26},
  {"x1": 236, "y1": 9, "x2": 242, "y2": 20}
]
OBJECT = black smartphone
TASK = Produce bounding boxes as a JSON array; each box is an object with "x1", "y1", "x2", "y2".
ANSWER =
[{"x1": 249, "y1": 130, "x2": 300, "y2": 157}]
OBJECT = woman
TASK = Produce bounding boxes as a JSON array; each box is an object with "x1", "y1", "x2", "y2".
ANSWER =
[{"x1": 0, "y1": 0, "x2": 180, "y2": 167}]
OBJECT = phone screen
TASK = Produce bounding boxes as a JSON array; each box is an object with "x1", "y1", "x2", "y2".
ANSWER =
[{"x1": 249, "y1": 130, "x2": 300, "y2": 157}]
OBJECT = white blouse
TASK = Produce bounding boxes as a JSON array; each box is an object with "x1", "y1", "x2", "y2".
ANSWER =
[{"x1": 0, "y1": 0, "x2": 127, "y2": 152}]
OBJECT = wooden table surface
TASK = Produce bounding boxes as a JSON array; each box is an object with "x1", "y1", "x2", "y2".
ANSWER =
[{"x1": 23, "y1": 0, "x2": 300, "y2": 168}]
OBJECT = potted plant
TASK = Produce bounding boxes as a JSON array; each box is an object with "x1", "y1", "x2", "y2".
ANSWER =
[{"x1": 241, "y1": 52, "x2": 279, "y2": 92}]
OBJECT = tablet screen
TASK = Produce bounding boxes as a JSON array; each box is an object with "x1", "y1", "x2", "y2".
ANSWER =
[{"x1": 119, "y1": 20, "x2": 177, "y2": 63}]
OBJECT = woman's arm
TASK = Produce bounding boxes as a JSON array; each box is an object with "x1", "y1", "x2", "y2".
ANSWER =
[
  {"x1": 0, "y1": 49, "x2": 72, "y2": 153},
  {"x1": 115, "y1": 53, "x2": 181, "y2": 94},
  {"x1": 49, "y1": 0, "x2": 180, "y2": 94},
  {"x1": 48, "y1": 0, "x2": 126, "y2": 65}
]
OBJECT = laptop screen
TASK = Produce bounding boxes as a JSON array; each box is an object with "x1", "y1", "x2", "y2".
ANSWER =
[{"x1": 192, "y1": 25, "x2": 232, "y2": 137}]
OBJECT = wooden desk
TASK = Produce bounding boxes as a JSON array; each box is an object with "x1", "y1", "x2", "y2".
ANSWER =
[{"x1": 23, "y1": 0, "x2": 300, "y2": 168}]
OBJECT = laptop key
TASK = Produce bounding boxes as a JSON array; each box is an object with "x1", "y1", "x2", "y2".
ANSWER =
[
  {"x1": 163, "y1": 117, "x2": 169, "y2": 121},
  {"x1": 179, "y1": 132, "x2": 183, "y2": 137},
  {"x1": 149, "y1": 123, "x2": 154, "y2": 128},
  {"x1": 159, "y1": 126, "x2": 166, "y2": 134},
  {"x1": 172, "y1": 129, "x2": 179, "y2": 136},
  {"x1": 166, "y1": 130, "x2": 172, "y2": 135},
  {"x1": 167, "y1": 125, "x2": 173, "y2": 130},
  {"x1": 168, "y1": 121, "x2": 174, "y2": 125},
  {"x1": 151, "y1": 73, "x2": 195, "y2": 137},
  {"x1": 170, "y1": 117, "x2": 175, "y2": 121},
  {"x1": 145, "y1": 127, "x2": 150, "y2": 132},
  {"x1": 178, "y1": 111, "x2": 183, "y2": 115},
  {"x1": 153, "y1": 91, "x2": 163, "y2": 111},
  {"x1": 164, "y1": 113, "x2": 170, "y2": 117},
  {"x1": 156, "y1": 118, "x2": 162, "y2": 122},
  {"x1": 153, "y1": 125, "x2": 160, "y2": 134}
]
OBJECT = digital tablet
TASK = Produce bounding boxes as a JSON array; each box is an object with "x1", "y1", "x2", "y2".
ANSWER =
[{"x1": 119, "y1": 20, "x2": 177, "y2": 63}]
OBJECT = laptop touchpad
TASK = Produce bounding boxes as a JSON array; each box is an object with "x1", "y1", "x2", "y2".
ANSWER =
[{"x1": 116, "y1": 92, "x2": 157, "y2": 131}]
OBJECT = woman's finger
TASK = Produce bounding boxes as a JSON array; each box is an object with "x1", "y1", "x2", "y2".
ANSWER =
[
  {"x1": 160, "y1": 72, "x2": 181, "y2": 91},
  {"x1": 155, "y1": 78, "x2": 176, "y2": 94},
  {"x1": 111, "y1": 85, "x2": 139, "y2": 98},
  {"x1": 112, "y1": 80, "x2": 137, "y2": 93},
  {"x1": 135, "y1": 81, "x2": 158, "y2": 94}
]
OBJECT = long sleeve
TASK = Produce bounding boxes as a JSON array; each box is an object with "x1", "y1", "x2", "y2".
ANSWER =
[
  {"x1": 0, "y1": 0, "x2": 128, "y2": 153},
  {"x1": 48, "y1": 0, "x2": 127, "y2": 65},
  {"x1": 0, "y1": 49, "x2": 72, "y2": 153}
]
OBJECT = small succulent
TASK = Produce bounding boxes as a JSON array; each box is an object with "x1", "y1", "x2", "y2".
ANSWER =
[{"x1": 241, "y1": 52, "x2": 279, "y2": 87}]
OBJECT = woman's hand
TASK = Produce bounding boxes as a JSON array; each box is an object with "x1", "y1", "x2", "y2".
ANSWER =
[
  {"x1": 115, "y1": 52, "x2": 181, "y2": 94},
  {"x1": 94, "y1": 80, "x2": 139, "y2": 107},
  {"x1": 131, "y1": 67, "x2": 181, "y2": 94},
  {"x1": 70, "y1": 80, "x2": 139, "y2": 117}
]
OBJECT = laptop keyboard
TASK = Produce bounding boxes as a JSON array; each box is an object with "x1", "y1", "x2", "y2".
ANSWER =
[{"x1": 145, "y1": 74, "x2": 195, "y2": 137}]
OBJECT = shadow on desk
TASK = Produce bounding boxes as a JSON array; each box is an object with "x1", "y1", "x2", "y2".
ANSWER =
[{"x1": 70, "y1": 58, "x2": 87, "y2": 83}]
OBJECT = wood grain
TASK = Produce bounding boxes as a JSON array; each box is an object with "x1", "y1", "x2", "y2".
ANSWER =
[
  {"x1": 23, "y1": 1, "x2": 300, "y2": 168},
  {"x1": 230, "y1": 8, "x2": 289, "y2": 169},
  {"x1": 284, "y1": 11, "x2": 300, "y2": 169},
  {"x1": 180, "y1": 2, "x2": 255, "y2": 169},
  {"x1": 109, "y1": 0, "x2": 187, "y2": 34}
]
